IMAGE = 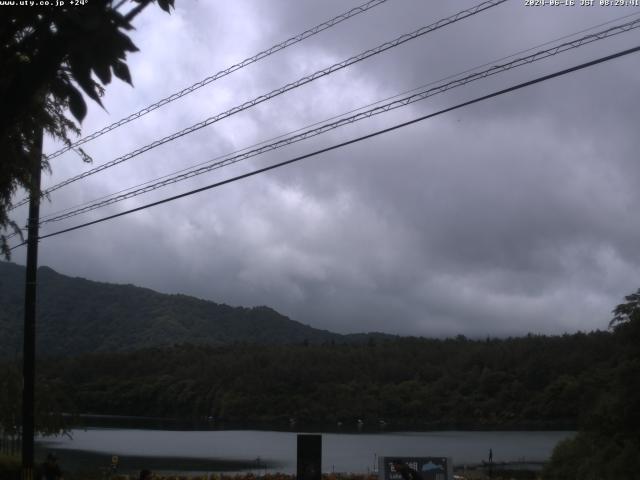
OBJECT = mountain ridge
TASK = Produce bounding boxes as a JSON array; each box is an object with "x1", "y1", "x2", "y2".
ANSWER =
[{"x1": 0, "y1": 262, "x2": 391, "y2": 357}]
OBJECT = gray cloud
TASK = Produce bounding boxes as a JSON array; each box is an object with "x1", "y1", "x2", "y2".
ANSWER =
[{"x1": 9, "y1": 0, "x2": 640, "y2": 337}]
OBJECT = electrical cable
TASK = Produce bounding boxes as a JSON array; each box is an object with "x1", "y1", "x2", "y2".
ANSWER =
[
  {"x1": 43, "y1": 0, "x2": 392, "y2": 160},
  {"x1": 10, "y1": 0, "x2": 507, "y2": 210},
  {"x1": 10, "y1": 44, "x2": 640, "y2": 251},
  {"x1": 36, "y1": 17, "x2": 640, "y2": 225},
  {"x1": 35, "y1": 10, "x2": 640, "y2": 224},
  {"x1": 9, "y1": 11, "x2": 640, "y2": 237}
]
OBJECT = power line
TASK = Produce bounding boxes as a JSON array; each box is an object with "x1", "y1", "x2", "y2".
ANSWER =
[
  {"x1": 12, "y1": 11, "x2": 640, "y2": 232},
  {"x1": 34, "y1": 10, "x2": 640, "y2": 225},
  {"x1": 10, "y1": 44, "x2": 640, "y2": 251},
  {"x1": 11, "y1": 0, "x2": 506, "y2": 210},
  {"x1": 43, "y1": 0, "x2": 392, "y2": 161},
  {"x1": 36, "y1": 17, "x2": 640, "y2": 226}
]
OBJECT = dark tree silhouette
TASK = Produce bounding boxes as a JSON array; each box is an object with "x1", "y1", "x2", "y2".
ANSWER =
[
  {"x1": 0, "y1": 0, "x2": 175, "y2": 258},
  {"x1": 610, "y1": 288, "x2": 640, "y2": 327},
  {"x1": 544, "y1": 289, "x2": 640, "y2": 480}
]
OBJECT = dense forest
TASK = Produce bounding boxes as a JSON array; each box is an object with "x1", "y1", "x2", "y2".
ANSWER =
[
  {"x1": 542, "y1": 291, "x2": 640, "y2": 480},
  {"x1": 1, "y1": 259, "x2": 638, "y2": 478},
  {"x1": 2, "y1": 331, "x2": 620, "y2": 429},
  {"x1": 0, "y1": 262, "x2": 389, "y2": 358}
]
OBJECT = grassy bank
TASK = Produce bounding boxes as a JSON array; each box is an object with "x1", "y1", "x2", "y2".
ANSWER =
[
  {"x1": 0, "y1": 453, "x2": 20, "y2": 480},
  {"x1": 1, "y1": 455, "x2": 541, "y2": 480},
  {"x1": 104, "y1": 471, "x2": 537, "y2": 480}
]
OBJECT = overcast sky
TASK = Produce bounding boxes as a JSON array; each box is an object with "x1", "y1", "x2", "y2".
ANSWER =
[{"x1": 8, "y1": 0, "x2": 640, "y2": 337}]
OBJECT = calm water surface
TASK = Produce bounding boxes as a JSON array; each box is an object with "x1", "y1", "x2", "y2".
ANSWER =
[{"x1": 37, "y1": 428, "x2": 574, "y2": 475}]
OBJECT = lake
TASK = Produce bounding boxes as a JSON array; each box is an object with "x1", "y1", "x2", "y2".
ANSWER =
[{"x1": 36, "y1": 428, "x2": 574, "y2": 476}]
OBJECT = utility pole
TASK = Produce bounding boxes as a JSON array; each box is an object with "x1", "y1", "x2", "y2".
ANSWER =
[{"x1": 22, "y1": 128, "x2": 43, "y2": 480}]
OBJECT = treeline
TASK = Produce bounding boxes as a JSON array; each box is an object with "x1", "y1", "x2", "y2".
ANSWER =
[
  {"x1": 543, "y1": 293, "x2": 640, "y2": 480},
  {"x1": 0, "y1": 262, "x2": 383, "y2": 358},
  {"x1": 23, "y1": 331, "x2": 624, "y2": 429}
]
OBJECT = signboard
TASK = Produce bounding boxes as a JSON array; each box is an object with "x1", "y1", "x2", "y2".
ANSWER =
[
  {"x1": 297, "y1": 434, "x2": 321, "y2": 480},
  {"x1": 378, "y1": 456, "x2": 452, "y2": 480}
]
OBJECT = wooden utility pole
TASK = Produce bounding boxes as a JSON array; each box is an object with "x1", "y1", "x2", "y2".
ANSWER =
[{"x1": 22, "y1": 128, "x2": 43, "y2": 480}]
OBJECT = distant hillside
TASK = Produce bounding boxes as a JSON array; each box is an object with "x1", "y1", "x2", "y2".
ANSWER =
[
  {"x1": 0, "y1": 262, "x2": 384, "y2": 357},
  {"x1": 30, "y1": 332, "x2": 619, "y2": 429}
]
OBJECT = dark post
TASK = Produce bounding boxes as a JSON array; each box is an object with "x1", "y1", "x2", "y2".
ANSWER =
[
  {"x1": 22, "y1": 129, "x2": 43, "y2": 480},
  {"x1": 297, "y1": 434, "x2": 322, "y2": 480}
]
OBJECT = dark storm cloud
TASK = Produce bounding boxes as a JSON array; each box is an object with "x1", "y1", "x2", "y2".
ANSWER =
[{"x1": 10, "y1": 0, "x2": 640, "y2": 336}]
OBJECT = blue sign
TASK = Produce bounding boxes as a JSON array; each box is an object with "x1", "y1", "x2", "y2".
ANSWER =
[{"x1": 378, "y1": 456, "x2": 452, "y2": 480}]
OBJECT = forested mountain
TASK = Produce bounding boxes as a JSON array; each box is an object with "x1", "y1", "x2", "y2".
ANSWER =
[
  {"x1": 0, "y1": 262, "x2": 383, "y2": 357},
  {"x1": 2, "y1": 258, "x2": 636, "y2": 478},
  {"x1": 543, "y1": 291, "x2": 640, "y2": 479},
  {"x1": 28, "y1": 331, "x2": 618, "y2": 429}
]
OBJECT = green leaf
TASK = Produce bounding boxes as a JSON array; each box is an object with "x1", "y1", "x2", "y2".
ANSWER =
[
  {"x1": 70, "y1": 58, "x2": 104, "y2": 107},
  {"x1": 157, "y1": 0, "x2": 175, "y2": 13},
  {"x1": 113, "y1": 30, "x2": 139, "y2": 53},
  {"x1": 67, "y1": 85, "x2": 87, "y2": 122},
  {"x1": 112, "y1": 60, "x2": 132, "y2": 85},
  {"x1": 93, "y1": 61, "x2": 112, "y2": 85}
]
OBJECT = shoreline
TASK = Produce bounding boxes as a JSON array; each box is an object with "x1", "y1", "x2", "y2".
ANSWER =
[{"x1": 67, "y1": 413, "x2": 578, "y2": 434}]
